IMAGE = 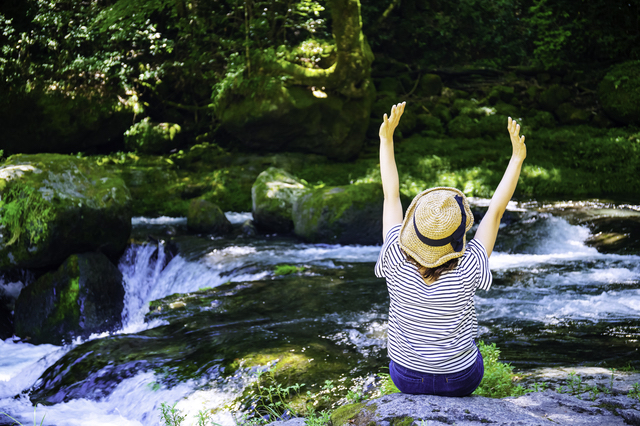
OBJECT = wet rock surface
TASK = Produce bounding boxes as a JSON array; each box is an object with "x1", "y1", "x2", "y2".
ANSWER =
[
  {"x1": 14, "y1": 252, "x2": 125, "y2": 345},
  {"x1": 186, "y1": 198, "x2": 232, "y2": 235},
  {"x1": 272, "y1": 391, "x2": 640, "y2": 426},
  {"x1": 252, "y1": 167, "x2": 308, "y2": 234},
  {"x1": 293, "y1": 183, "x2": 383, "y2": 245}
]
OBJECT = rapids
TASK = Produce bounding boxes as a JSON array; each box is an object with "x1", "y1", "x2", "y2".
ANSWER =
[{"x1": 1, "y1": 203, "x2": 639, "y2": 425}]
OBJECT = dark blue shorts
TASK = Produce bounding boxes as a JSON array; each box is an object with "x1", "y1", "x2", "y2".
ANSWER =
[{"x1": 389, "y1": 345, "x2": 484, "y2": 397}]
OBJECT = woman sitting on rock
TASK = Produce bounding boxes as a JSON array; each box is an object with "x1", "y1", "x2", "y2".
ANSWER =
[{"x1": 375, "y1": 102, "x2": 526, "y2": 396}]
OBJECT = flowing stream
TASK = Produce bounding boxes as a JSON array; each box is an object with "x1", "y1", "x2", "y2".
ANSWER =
[{"x1": 1, "y1": 202, "x2": 639, "y2": 425}]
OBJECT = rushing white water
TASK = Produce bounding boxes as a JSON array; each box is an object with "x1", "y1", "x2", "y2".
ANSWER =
[{"x1": 1, "y1": 209, "x2": 639, "y2": 425}]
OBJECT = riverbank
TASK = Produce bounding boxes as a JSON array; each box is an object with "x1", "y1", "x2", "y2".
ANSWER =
[{"x1": 78, "y1": 122, "x2": 640, "y2": 219}]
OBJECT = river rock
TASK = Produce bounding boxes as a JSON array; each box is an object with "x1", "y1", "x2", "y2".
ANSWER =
[
  {"x1": 0, "y1": 154, "x2": 132, "y2": 270},
  {"x1": 292, "y1": 183, "x2": 382, "y2": 245},
  {"x1": 312, "y1": 390, "x2": 639, "y2": 426},
  {"x1": 186, "y1": 199, "x2": 232, "y2": 235},
  {"x1": 252, "y1": 167, "x2": 308, "y2": 234},
  {"x1": 598, "y1": 60, "x2": 640, "y2": 126},
  {"x1": 216, "y1": 83, "x2": 376, "y2": 161},
  {"x1": 14, "y1": 252, "x2": 125, "y2": 345},
  {"x1": 0, "y1": 295, "x2": 13, "y2": 340}
]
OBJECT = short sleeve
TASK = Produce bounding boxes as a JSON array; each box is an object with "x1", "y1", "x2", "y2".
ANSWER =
[
  {"x1": 374, "y1": 224, "x2": 403, "y2": 278},
  {"x1": 465, "y1": 239, "x2": 493, "y2": 291}
]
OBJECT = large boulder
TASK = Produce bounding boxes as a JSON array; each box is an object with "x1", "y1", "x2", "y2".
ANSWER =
[
  {"x1": 252, "y1": 167, "x2": 308, "y2": 233},
  {"x1": 123, "y1": 118, "x2": 182, "y2": 154},
  {"x1": 322, "y1": 391, "x2": 639, "y2": 426},
  {"x1": 292, "y1": 183, "x2": 383, "y2": 245},
  {"x1": 0, "y1": 154, "x2": 132, "y2": 270},
  {"x1": 217, "y1": 83, "x2": 376, "y2": 161},
  {"x1": 186, "y1": 199, "x2": 232, "y2": 235},
  {"x1": 14, "y1": 252, "x2": 125, "y2": 345},
  {"x1": 598, "y1": 60, "x2": 640, "y2": 126}
]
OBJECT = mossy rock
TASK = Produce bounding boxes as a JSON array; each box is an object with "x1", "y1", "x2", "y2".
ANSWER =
[
  {"x1": 217, "y1": 82, "x2": 376, "y2": 161},
  {"x1": 493, "y1": 101, "x2": 520, "y2": 118},
  {"x1": 292, "y1": 183, "x2": 383, "y2": 245},
  {"x1": 478, "y1": 114, "x2": 509, "y2": 138},
  {"x1": 186, "y1": 199, "x2": 232, "y2": 235},
  {"x1": 13, "y1": 252, "x2": 125, "y2": 345},
  {"x1": 397, "y1": 107, "x2": 418, "y2": 135},
  {"x1": 331, "y1": 403, "x2": 366, "y2": 426},
  {"x1": 416, "y1": 114, "x2": 444, "y2": 134},
  {"x1": 376, "y1": 77, "x2": 403, "y2": 94},
  {"x1": 528, "y1": 110, "x2": 557, "y2": 129},
  {"x1": 451, "y1": 99, "x2": 484, "y2": 118},
  {"x1": 538, "y1": 84, "x2": 571, "y2": 111},
  {"x1": 252, "y1": 167, "x2": 308, "y2": 233},
  {"x1": 598, "y1": 60, "x2": 640, "y2": 126},
  {"x1": 487, "y1": 85, "x2": 515, "y2": 105},
  {"x1": 555, "y1": 103, "x2": 591, "y2": 125},
  {"x1": 447, "y1": 115, "x2": 481, "y2": 138},
  {"x1": 371, "y1": 91, "x2": 400, "y2": 119},
  {"x1": 124, "y1": 118, "x2": 182, "y2": 154},
  {"x1": 432, "y1": 104, "x2": 452, "y2": 123},
  {"x1": 0, "y1": 154, "x2": 132, "y2": 270},
  {"x1": 417, "y1": 74, "x2": 443, "y2": 97}
]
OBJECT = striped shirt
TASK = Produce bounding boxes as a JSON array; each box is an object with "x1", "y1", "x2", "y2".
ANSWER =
[{"x1": 375, "y1": 224, "x2": 492, "y2": 374}]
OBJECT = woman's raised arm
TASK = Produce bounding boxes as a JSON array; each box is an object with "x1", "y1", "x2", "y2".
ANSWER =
[
  {"x1": 474, "y1": 117, "x2": 526, "y2": 257},
  {"x1": 379, "y1": 102, "x2": 406, "y2": 240}
]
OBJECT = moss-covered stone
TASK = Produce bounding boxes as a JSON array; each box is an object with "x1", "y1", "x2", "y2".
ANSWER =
[
  {"x1": 555, "y1": 103, "x2": 591, "y2": 125},
  {"x1": 292, "y1": 182, "x2": 382, "y2": 245},
  {"x1": 252, "y1": 167, "x2": 308, "y2": 233},
  {"x1": 447, "y1": 115, "x2": 481, "y2": 138},
  {"x1": 451, "y1": 99, "x2": 484, "y2": 118},
  {"x1": 478, "y1": 114, "x2": 509, "y2": 138},
  {"x1": 598, "y1": 60, "x2": 640, "y2": 126},
  {"x1": 124, "y1": 118, "x2": 182, "y2": 154},
  {"x1": 487, "y1": 85, "x2": 515, "y2": 105},
  {"x1": 186, "y1": 199, "x2": 232, "y2": 235},
  {"x1": 331, "y1": 403, "x2": 366, "y2": 426},
  {"x1": 218, "y1": 82, "x2": 375, "y2": 161},
  {"x1": 538, "y1": 84, "x2": 571, "y2": 111},
  {"x1": 433, "y1": 103, "x2": 452, "y2": 123},
  {"x1": 417, "y1": 74, "x2": 443, "y2": 97},
  {"x1": 13, "y1": 252, "x2": 125, "y2": 345},
  {"x1": 416, "y1": 114, "x2": 444, "y2": 134},
  {"x1": 0, "y1": 154, "x2": 132, "y2": 270}
]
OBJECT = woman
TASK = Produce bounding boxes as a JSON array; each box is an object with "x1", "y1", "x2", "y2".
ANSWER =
[{"x1": 375, "y1": 102, "x2": 526, "y2": 396}]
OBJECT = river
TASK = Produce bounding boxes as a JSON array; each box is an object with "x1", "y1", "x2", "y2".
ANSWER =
[{"x1": 1, "y1": 201, "x2": 639, "y2": 425}]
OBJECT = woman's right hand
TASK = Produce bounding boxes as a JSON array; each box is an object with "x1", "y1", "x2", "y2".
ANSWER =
[
  {"x1": 507, "y1": 117, "x2": 526, "y2": 161},
  {"x1": 379, "y1": 102, "x2": 406, "y2": 141}
]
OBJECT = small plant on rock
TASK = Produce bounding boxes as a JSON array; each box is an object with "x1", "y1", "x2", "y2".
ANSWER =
[{"x1": 473, "y1": 341, "x2": 526, "y2": 398}]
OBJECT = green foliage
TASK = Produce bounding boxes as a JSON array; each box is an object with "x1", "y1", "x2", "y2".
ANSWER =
[
  {"x1": 238, "y1": 368, "x2": 305, "y2": 424},
  {"x1": 124, "y1": 118, "x2": 182, "y2": 154},
  {"x1": 1, "y1": 406, "x2": 46, "y2": 426},
  {"x1": 473, "y1": 341, "x2": 526, "y2": 398},
  {"x1": 524, "y1": 0, "x2": 640, "y2": 67},
  {"x1": 160, "y1": 402, "x2": 186, "y2": 426},
  {"x1": 0, "y1": 183, "x2": 54, "y2": 246},
  {"x1": 274, "y1": 264, "x2": 307, "y2": 276},
  {"x1": 378, "y1": 373, "x2": 400, "y2": 396},
  {"x1": 304, "y1": 410, "x2": 331, "y2": 426},
  {"x1": 628, "y1": 383, "x2": 640, "y2": 401}
]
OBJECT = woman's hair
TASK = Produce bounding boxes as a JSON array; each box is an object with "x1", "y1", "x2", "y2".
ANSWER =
[{"x1": 403, "y1": 251, "x2": 459, "y2": 284}]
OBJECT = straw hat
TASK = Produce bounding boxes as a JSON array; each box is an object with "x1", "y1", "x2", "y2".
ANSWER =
[{"x1": 399, "y1": 187, "x2": 474, "y2": 268}]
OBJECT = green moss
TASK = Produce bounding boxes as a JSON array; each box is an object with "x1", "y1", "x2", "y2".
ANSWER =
[
  {"x1": 330, "y1": 403, "x2": 365, "y2": 426},
  {"x1": 0, "y1": 183, "x2": 53, "y2": 246},
  {"x1": 391, "y1": 416, "x2": 414, "y2": 426},
  {"x1": 598, "y1": 60, "x2": 640, "y2": 126}
]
